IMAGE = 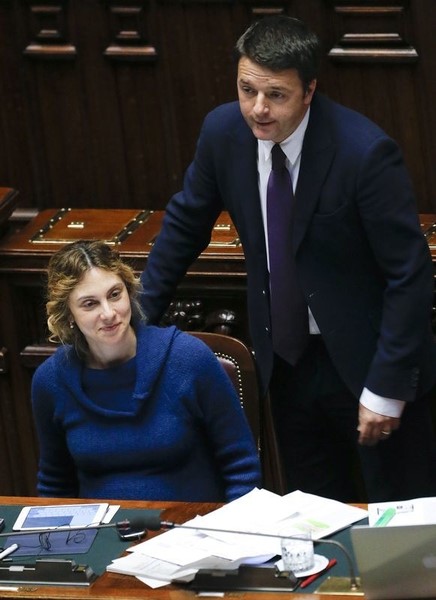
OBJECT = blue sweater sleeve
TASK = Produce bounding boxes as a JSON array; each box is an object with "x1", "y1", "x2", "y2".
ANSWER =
[
  {"x1": 167, "y1": 333, "x2": 262, "y2": 501},
  {"x1": 31, "y1": 358, "x2": 79, "y2": 497}
]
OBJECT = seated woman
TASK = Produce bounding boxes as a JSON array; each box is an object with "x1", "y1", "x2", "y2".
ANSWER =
[{"x1": 32, "y1": 240, "x2": 261, "y2": 501}]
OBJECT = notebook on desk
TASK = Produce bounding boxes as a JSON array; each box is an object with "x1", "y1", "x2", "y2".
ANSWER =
[{"x1": 351, "y1": 524, "x2": 436, "y2": 600}]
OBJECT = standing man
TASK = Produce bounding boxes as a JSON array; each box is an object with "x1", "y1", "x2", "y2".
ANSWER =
[{"x1": 141, "y1": 15, "x2": 436, "y2": 502}]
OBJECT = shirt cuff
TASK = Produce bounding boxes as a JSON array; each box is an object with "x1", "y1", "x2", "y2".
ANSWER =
[{"x1": 359, "y1": 387, "x2": 406, "y2": 418}]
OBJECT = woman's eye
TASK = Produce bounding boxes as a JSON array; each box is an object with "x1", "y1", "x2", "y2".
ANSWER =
[{"x1": 82, "y1": 300, "x2": 96, "y2": 309}]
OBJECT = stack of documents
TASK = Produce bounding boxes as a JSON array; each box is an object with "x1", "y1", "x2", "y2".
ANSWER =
[{"x1": 107, "y1": 487, "x2": 367, "y2": 588}]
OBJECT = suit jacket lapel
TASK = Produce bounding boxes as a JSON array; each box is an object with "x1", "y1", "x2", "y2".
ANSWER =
[
  {"x1": 228, "y1": 120, "x2": 266, "y2": 258},
  {"x1": 294, "y1": 95, "x2": 336, "y2": 252}
]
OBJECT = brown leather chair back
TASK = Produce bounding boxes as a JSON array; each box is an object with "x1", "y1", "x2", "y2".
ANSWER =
[{"x1": 189, "y1": 331, "x2": 286, "y2": 494}]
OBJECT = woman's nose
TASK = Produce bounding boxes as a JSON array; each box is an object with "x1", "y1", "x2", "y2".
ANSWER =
[{"x1": 100, "y1": 301, "x2": 115, "y2": 319}]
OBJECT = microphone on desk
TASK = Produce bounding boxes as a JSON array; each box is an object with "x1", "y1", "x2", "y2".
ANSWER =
[{"x1": 124, "y1": 514, "x2": 361, "y2": 592}]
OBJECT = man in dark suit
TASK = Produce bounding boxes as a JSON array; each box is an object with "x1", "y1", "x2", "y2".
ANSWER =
[{"x1": 141, "y1": 15, "x2": 436, "y2": 502}]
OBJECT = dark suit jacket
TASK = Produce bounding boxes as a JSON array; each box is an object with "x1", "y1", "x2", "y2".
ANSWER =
[{"x1": 141, "y1": 92, "x2": 436, "y2": 400}]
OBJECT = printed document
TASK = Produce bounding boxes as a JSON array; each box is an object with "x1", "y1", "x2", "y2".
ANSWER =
[
  {"x1": 107, "y1": 487, "x2": 367, "y2": 588},
  {"x1": 368, "y1": 497, "x2": 436, "y2": 527}
]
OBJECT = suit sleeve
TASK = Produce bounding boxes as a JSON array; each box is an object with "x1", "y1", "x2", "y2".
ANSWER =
[
  {"x1": 356, "y1": 136, "x2": 434, "y2": 400},
  {"x1": 141, "y1": 116, "x2": 224, "y2": 323}
]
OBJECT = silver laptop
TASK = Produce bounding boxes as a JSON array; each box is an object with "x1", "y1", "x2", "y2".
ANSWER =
[{"x1": 351, "y1": 524, "x2": 436, "y2": 600}]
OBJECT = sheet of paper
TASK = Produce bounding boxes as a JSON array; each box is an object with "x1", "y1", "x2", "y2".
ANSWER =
[
  {"x1": 368, "y1": 497, "x2": 436, "y2": 526},
  {"x1": 103, "y1": 504, "x2": 120, "y2": 523},
  {"x1": 277, "y1": 490, "x2": 368, "y2": 538},
  {"x1": 131, "y1": 526, "x2": 215, "y2": 565},
  {"x1": 193, "y1": 488, "x2": 298, "y2": 532},
  {"x1": 136, "y1": 575, "x2": 170, "y2": 589},
  {"x1": 108, "y1": 553, "x2": 180, "y2": 580},
  {"x1": 108, "y1": 546, "x2": 245, "y2": 584}
]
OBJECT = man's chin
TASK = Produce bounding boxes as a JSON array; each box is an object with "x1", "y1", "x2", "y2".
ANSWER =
[{"x1": 251, "y1": 123, "x2": 277, "y2": 141}]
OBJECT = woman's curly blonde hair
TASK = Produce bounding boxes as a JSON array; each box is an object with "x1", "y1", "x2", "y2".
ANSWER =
[{"x1": 46, "y1": 240, "x2": 145, "y2": 360}]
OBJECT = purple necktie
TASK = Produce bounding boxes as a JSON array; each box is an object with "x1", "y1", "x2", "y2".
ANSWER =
[{"x1": 267, "y1": 143, "x2": 309, "y2": 364}]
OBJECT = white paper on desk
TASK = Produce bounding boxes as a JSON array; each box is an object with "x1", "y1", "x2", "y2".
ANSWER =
[
  {"x1": 130, "y1": 487, "x2": 366, "y2": 563},
  {"x1": 172, "y1": 555, "x2": 244, "y2": 581},
  {"x1": 108, "y1": 553, "x2": 180, "y2": 579},
  {"x1": 103, "y1": 504, "x2": 120, "y2": 523},
  {"x1": 131, "y1": 488, "x2": 285, "y2": 562},
  {"x1": 276, "y1": 490, "x2": 368, "y2": 538},
  {"x1": 131, "y1": 525, "x2": 216, "y2": 565},
  {"x1": 108, "y1": 553, "x2": 194, "y2": 588},
  {"x1": 112, "y1": 486, "x2": 367, "y2": 587},
  {"x1": 194, "y1": 487, "x2": 297, "y2": 532},
  {"x1": 150, "y1": 513, "x2": 279, "y2": 559},
  {"x1": 368, "y1": 497, "x2": 436, "y2": 526},
  {"x1": 190, "y1": 489, "x2": 367, "y2": 547},
  {"x1": 108, "y1": 548, "x2": 245, "y2": 586},
  {"x1": 136, "y1": 575, "x2": 169, "y2": 589},
  {"x1": 134, "y1": 556, "x2": 241, "y2": 589}
]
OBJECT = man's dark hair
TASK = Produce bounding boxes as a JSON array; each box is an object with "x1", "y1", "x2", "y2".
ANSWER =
[{"x1": 234, "y1": 16, "x2": 321, "y2": 90}]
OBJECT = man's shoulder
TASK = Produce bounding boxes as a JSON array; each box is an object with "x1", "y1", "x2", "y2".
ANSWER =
[
  {"x1": 201, "y1": 101, "x2": 252, "y2": 146},
  {"x1": 204, "y1": 101, "x2": 244, "y2": 127},
  {"x1": 207, "y1": 100, "x2": 240, "y2": 116},
  {"x1": 312, "y1": 92, "x2": 386, "y2": 136}
]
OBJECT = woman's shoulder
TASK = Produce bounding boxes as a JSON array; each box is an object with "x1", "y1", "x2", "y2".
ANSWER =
[
  {"x1": 33, "y1": 345, "x2": 76, "y2": 383},
  {"x1": 139, "y1": 324, "x2": 215, "y2": 361}
]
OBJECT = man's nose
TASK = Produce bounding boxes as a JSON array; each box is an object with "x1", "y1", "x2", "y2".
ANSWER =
[{"x1": 253, "y1": 94, "x2": 269, "y2": 114}]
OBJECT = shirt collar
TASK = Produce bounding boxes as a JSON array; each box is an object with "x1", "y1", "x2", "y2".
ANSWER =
[{"x1": 258, "y1": 107, "x2": 310, "y2": 167}]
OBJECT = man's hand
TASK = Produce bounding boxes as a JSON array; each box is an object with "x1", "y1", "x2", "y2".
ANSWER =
[{"x1": 357, "y1": 403, "x2": 401, "y2": 446}]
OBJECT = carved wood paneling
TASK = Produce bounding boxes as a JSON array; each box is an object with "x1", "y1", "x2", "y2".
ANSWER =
[
  {"x1": 103, "y1": 2, "x2": 157, "y2": 61},
  {"x1": 327, "y1": 1, "x2": 418, "y2": 63},
  {"x1": 0, "y1": 0, "x2": 435, "y2": 212},
  {"x1": 24, "y1": 2, "x2": 77, "y2": 59}
]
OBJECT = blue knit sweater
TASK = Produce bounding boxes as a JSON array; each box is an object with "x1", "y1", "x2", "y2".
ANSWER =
[{"x1": 31, "y1": 324, "x2": 261, "y2": 501}]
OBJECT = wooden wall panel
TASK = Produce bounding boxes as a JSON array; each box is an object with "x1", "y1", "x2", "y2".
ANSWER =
[
  {"x1": 0, "y1": 0, "x2": 435, "y2": 212},
  {"x1": 327, "y1": 2, "x2": 418, "y2": 63}
]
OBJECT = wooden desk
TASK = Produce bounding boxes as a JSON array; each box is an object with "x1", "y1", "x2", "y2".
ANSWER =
[{"x1": 0, "y1": 496, "x2": 363, "y2": 600}]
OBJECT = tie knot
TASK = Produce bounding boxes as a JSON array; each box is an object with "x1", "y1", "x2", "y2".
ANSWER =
[{"x1": 271, "y1": 144, "x2": 287, "y2": 171}]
